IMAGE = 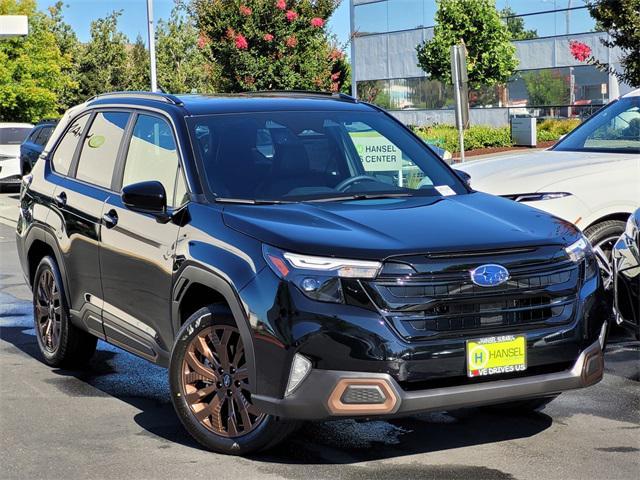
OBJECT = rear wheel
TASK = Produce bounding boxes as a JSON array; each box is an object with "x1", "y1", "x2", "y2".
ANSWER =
[
  {"x1": 169, "y1": 306, "x2": 297, "y2": 455},
  {"x1": 33, "y1": 256, "x2": 97, "y2": 367}
]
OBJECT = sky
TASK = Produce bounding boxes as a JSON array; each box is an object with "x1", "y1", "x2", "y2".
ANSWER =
[{"x1": 37, "y1": 0, "x2": 351, "y2": 46}]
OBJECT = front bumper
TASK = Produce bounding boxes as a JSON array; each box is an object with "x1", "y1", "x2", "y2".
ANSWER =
[{"x1": 253, "y1": 329, "x2": 605, "y2": 420}]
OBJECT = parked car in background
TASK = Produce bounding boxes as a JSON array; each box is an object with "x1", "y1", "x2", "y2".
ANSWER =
[
  {"x1": 613, "y1": 209, "x2": 640, "y2": 339},
  {"x1": 0, "y1": 122, "x2": 33, "y2": 191},
  {"x1": 20, "y1": 120, "x2": 57, "y2": 175},
  {"x1": 457, "y1": 89, "x2": 640, "y2": 297}
]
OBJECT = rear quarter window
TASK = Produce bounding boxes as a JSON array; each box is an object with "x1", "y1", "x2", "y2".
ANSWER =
[{"x1": 51, "y1": 115, "x2": 90, "y2": 176}]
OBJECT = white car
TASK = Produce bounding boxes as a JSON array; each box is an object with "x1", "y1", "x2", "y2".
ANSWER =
[
  {"x1": 457, "y1": 89, "x2": 640, "y2": 292},
  {"x1": 0, "y1": 122, "x2": 34, "y2": 190}
]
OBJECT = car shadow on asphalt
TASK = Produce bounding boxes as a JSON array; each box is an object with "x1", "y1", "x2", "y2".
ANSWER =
[{"x1": 0, "y1": 321, "x2": 554, "y2": 463}]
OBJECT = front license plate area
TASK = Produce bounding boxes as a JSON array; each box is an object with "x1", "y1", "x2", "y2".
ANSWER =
[{"x1": 467, "y1": 335, "x2": 527, "y2": 378}]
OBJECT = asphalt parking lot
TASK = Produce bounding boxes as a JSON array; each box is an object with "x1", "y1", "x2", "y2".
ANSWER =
[{"x1": 0, "y1": 191, "x2": 638, "y2": 480}]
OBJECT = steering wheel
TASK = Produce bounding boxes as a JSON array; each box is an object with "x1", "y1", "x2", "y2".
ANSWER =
[{"x1": 334, "y1": 175, "x2": 380, "y2": 192}]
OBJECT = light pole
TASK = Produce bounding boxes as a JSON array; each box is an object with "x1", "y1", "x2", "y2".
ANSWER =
[
  {"x1": 349, "y1": 0, "x2": 357, "y2": 98},
  {"x1": 146, "y1": 0, "x2": 158, "y2": 92}
]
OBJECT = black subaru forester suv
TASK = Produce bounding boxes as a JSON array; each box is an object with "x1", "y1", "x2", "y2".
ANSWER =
[{"x1": 16, "y1": 91, "x2": 608, "y2": 455}]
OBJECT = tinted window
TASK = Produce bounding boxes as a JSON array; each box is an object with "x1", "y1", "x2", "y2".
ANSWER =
[
  {"x1": 51, "y1": 115, "x2": 90, "y2": 176},
  {"x1": 122, "y1": 114, "x2": 184, "y2": 207},
  {"x1": 188, "y1": 111, "x2": 465, "y2": 201},
  {"x1": 0, "y1": 127, "x2": 32, "y2": 145},
  {"x1": 26, "y1": 127, "x2": 40, "y2": 144},
  {"x1": 554, "y1": 97, "x2": 640, "y2": 153},
  {"x1": 76, "y1": 112, "x2": 130, "y2": 188},
  {"x1": 35, "y1": 126, "x2": 54, "y2": 146}
]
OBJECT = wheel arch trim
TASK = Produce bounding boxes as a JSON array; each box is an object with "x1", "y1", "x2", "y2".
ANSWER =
[{"x1": 172, "y1": 265, "x2": 258, "y2": 391}]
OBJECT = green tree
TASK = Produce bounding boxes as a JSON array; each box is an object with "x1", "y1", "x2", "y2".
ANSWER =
[
  {"x1": 501, "y1": 6, "x2": 537, "y2": 41},
  {"x1": 191, "y1": 0, "x2": 348, "y2": 92},
  {"x1": 521, "y1": 69, "x2": 569, "y2": 106},
  {"x1": 0, "y1": 0, "x2": 76, "y2": 121},
  {"x1": 416, "y1": 0, "x2": 518, "y2": 89},
  {"x1": 156, "y1": 4, "x2": 217, "y2": 93},
  {"x1": 45, "y1": 1, "x2": 81, "y2": 109},
  {"x1": 128, "y1": 35, "x2": 151, "y2": 91},
  {"x1": 77, "y1": 11, "x2": 130, "y2": 99},
  {"x1": 587, "y1": 0, "x2": 640, "y2": 87}
]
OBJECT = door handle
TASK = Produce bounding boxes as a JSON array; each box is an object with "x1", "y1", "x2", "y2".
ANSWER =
[
  {"x1": 54, "y1": 191, "x2": 66, "y2": 207},
  {"x1": 102, "y1": 209, "x2": 118, "y2": 229}
]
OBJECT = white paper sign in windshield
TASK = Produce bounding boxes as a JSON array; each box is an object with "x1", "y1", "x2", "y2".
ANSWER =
[{"x1": 352, "y1": 135, "x2": 403, "y2": 172}]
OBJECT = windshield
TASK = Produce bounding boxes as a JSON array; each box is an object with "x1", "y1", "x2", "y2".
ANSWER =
[
  {"x1": 187, "y1": 111, "x2": 466, "y2": 202},
  {"x1": 553, "y1": 96, "x2": 640, "y2": 154},
  {"x1": 0, "y1": 127, "x2": 31, "y2": 145}
]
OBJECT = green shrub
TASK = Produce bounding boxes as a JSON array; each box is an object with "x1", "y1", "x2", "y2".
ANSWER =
[
  {"x1": 412, "y1": 118, "x2": 581, "y2": 152},
  {"x1": 537, "y1": 118, "x2": 581, "y2": 142},
  {"x1": 414, "y1": 124, "x2": 511, "y2": 153}
]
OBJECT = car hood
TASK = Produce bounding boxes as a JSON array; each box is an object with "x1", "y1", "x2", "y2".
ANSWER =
[
  {"x1": 456, "y1": 150, "x2": 633, "y2": 195},
  {"x1": 222, "y1": 192, "x2": 579, "y2": 259}
]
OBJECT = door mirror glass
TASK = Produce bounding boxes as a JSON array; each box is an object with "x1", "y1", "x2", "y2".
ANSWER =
[{"x1": 122, "y1": 180, "x2": 167, "y2": 214}]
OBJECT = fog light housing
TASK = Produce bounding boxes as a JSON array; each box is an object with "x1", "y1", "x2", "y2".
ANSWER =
[
  {"x1": 285, "y1": 353, "x2": 312, "y2": 396},
  {"x1": 341, "y1": 385, "x2": 386, "y2": 404}
]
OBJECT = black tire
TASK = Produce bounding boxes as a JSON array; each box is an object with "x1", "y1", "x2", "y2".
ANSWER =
[
  {"x1": 169, "y1": 305, "x2": 297, "y2": 455},
  {"x1": 32, "y1": 256, "x2": 97, "y2": 367},
  {"x1": 584, "y1": 220, "x2": 626, "y2": 294},
  {"x1": 485, "y1": 395, "x2": 558, "y2": 413}
]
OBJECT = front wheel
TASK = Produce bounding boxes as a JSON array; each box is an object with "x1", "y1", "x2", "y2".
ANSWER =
[
  {"x1": 584, "y1": 220, "x2": 626, "y2": 293},
  {"x1": 169, "y1": 306, "x2": 297, "y2": 455}
]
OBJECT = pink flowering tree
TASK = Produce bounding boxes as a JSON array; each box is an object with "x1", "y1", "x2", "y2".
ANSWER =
[
  {"x1": 569, "y1": 40, "x2": 592, "y2": 62},
  {"x1": 191, "y1": 0, "x2": 349, "y2": 92}
]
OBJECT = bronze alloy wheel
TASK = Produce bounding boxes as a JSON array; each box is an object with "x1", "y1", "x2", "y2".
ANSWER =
[
  {"x1": 180, "y1": 325, "x2": 264, "y2": 437},
  {"x1": 35, "y1": 268, "x2": 62, "y2": 353}
]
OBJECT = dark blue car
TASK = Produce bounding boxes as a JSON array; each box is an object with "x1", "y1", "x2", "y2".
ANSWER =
[{"x1": 20, "y1": 120, "x2": 57, "y2": 175}]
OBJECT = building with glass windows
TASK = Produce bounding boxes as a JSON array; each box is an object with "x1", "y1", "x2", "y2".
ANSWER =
[{"x1": 350, "y1": 0, "x2": 632, "y2": 126}]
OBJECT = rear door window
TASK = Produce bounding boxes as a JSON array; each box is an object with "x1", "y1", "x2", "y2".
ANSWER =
[
  {"x1": 51, "y1": 115, "x2": 90, "y2": 176},
  {"x1": 75, "y1": 112, "x2": 130, "y2": 189}
]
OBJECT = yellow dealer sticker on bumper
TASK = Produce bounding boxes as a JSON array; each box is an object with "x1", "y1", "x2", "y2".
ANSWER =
[{"x1": 467, "y1": 335, "x2": 527, "y2": 378}]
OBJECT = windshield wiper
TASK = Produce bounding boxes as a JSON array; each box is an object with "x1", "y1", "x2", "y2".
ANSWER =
[
  {"x1": 305, "y1": 192, "x2": 412, "y2": 203},
  {"x1": 214, "y1": 197, "x2": 294, "y2": 205}
]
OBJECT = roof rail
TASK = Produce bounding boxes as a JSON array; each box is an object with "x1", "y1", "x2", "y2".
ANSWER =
[
  {"x1": 245, "y1": 90, "x2": 358, "y2": 103},
  {"x1": 87, "y1": 91, "x2": 184, "y2": 106}
]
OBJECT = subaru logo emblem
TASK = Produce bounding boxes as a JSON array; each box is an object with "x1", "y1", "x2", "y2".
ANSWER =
[{"x1": 470, "y1": 264, "x2": 510, "y2": 287}]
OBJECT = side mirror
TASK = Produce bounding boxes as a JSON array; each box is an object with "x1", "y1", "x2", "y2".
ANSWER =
[
  {"x1": 122, "y1": 180, "x2": 167, "y2": 216},
  {"x1": 453, "y1": 169, "x2": 471, "y2": 187}
]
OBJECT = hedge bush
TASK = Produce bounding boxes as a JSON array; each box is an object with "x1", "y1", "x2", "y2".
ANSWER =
[{"x1": 412, "y1": 118, "x2": 581, "y2": 153}]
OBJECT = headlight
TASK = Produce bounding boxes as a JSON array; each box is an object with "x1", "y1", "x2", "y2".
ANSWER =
[
  {"x1": 263, "y1": 245, "x2": 381, "y2": 303},
  {"x1": 505, "y1": 192, "x2": 572, "y2": 202},
  {"x1": 565, "y1": 236, "x2": 591, "y2": 263},
  {"x1": 565, "y1": 235, "x2": 597, "y2": 280}
]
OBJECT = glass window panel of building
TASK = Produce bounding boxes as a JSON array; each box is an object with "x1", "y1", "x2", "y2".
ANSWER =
[
  {"x1": 508, "y1": 65, "x2": 609, "y2": 107},
  {"x1": 354, "y1": 0, "x2": 595, "y2": 36},
  {"x1": 354, "y1": 1, "x2": 388, "y2": 35}
]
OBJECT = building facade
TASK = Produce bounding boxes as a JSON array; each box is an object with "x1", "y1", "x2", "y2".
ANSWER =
[{"x1": 350, "y1": 0, "x2": 632, "y2": 126}]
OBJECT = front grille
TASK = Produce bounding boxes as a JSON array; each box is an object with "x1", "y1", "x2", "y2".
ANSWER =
[{"x1": 364, "y1": 246, "x2": 581, "y2": 340}]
